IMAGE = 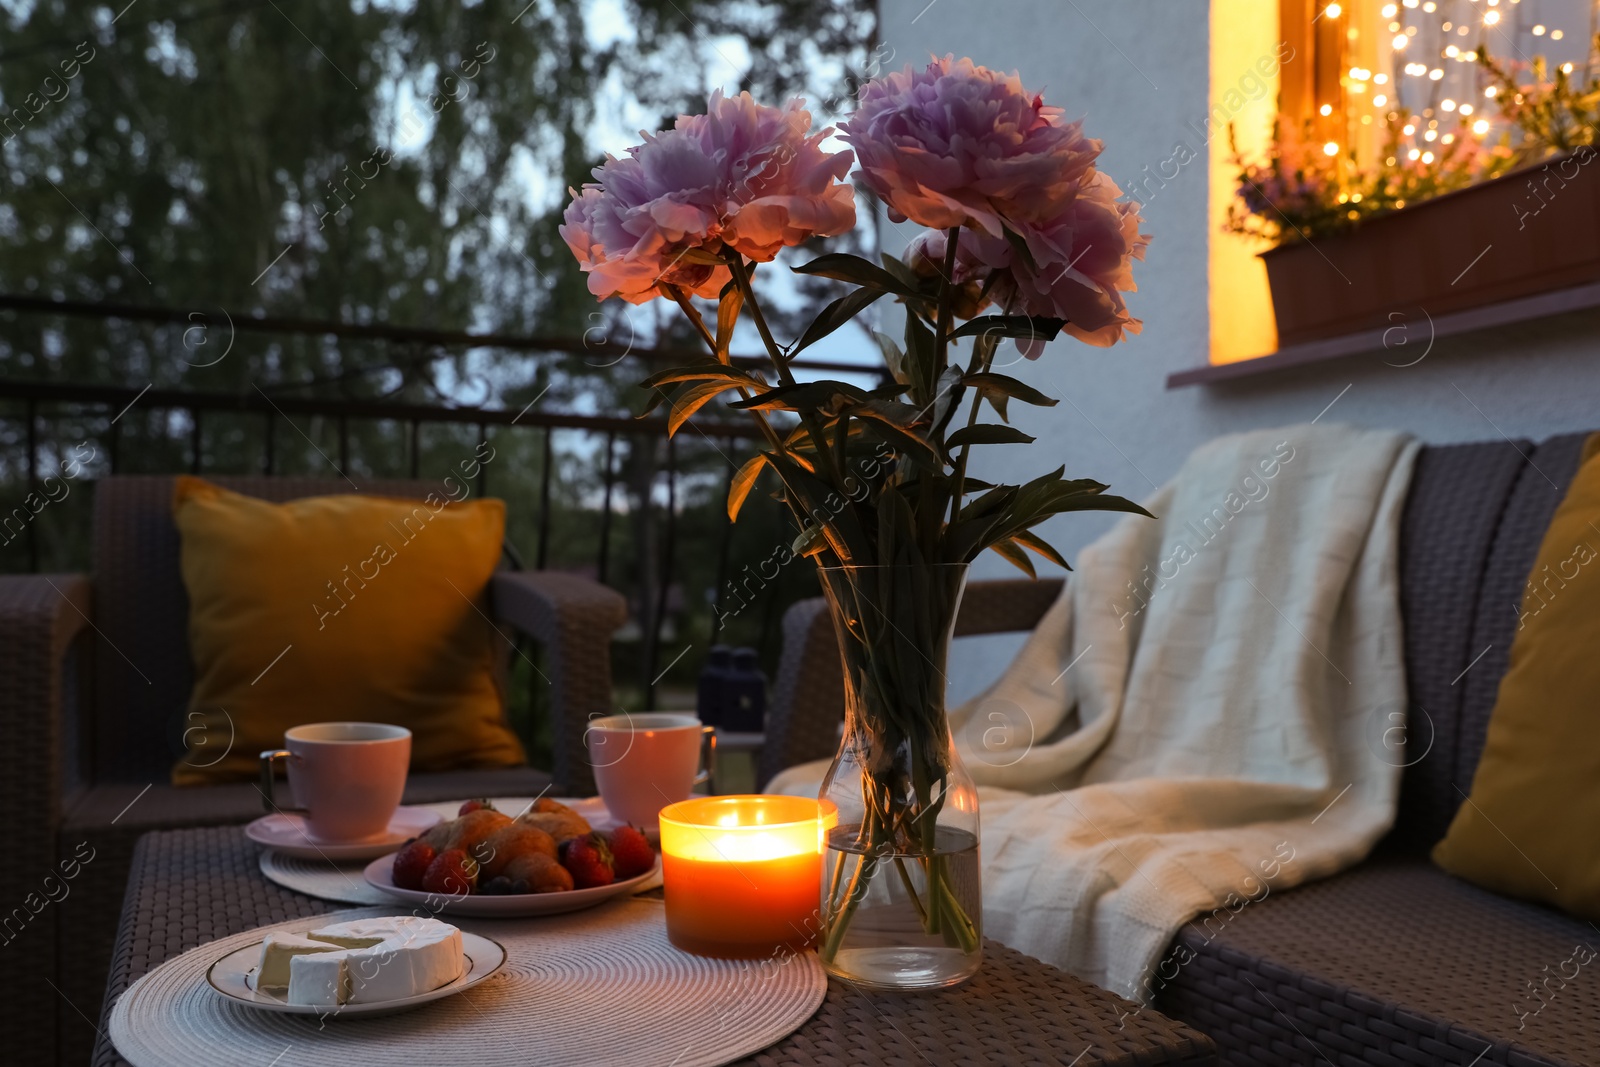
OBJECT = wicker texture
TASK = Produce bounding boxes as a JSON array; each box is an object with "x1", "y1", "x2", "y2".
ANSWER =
[
  {"x1": 1388, "y1": 439, "x2": 1529, "y2": 850},
  {"x1": 1455, "y1": 434, "x2": 1589, "y2": 799},
  {"x1": 0, "y1": 574, "x2": 91, "y2": 1067},
  {"x1": 93, "y1": 827, "x2": 1215, "y2": 1067},
  {"x1": 0, "y1": 474, "x2": 620, "y2": 1066},
  {"x1": 1154, "y1": 859, "x2": 1598, "y2": 1066},
  {"x1": 490, "y1": 569, "x2": 627, "y2": 794}
]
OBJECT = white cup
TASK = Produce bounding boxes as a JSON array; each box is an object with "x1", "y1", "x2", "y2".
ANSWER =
[
  {"x1": 259, "y1": 722, "x2": 411, "y2": 843},
  {"x1": 586, "y1": 713, "x2": 715, "y2": 829}
]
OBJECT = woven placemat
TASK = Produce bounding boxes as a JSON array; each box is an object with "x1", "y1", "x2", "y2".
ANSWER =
[
  {"x1": 257, "y1": 851, "x2": 396, "y2": 905},
  {"x1": 108, "y1": 900, "x2": 826, "y2": 1067}
]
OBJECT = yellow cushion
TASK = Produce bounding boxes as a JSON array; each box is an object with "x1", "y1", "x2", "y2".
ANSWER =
[
  {"x1": 170, "y1": 476, "x2": 525, "y2": 786},
  {"x1": 1432, "y1": 433, "x2": 1600, "y2": 919}
]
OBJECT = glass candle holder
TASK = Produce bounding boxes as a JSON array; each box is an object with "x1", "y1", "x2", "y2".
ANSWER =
[{"x1": 658, "y1": 795, "x2": 828, "y2": 958}]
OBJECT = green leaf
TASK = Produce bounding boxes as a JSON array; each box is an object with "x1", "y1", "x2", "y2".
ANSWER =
[
  {"x1": 666, "y1": 380, "x2": 743, "y2": 435},
  {"x1": 949, "y1": 315, "x2": 1067, "y2": 343},
  {"x1": 727, "y1": 452, "x2": 768, "y2": 522},
  {"x1": 791, "y1": 522, "x2": 828, "y2": 558},
  {"x1": 857, "y1": 419, "x2": 944, "y2": 471},
  {"x1": 1014, "y1": 529, "x2": 1071, "y2": 570},
  {"x1": 794, "y1": 253, "x2": 922, "y2": 299},
  {"x1": 638, "y1": 363, "x2": 765, "y2": 390},
  {"x1": 931, "y1": 364, "x2": 963, "y2": 434},
  {"x1": 792, "y1": 286, "x2": 888, "y2": 354},
  {"x1": 990, "y1": 538, "x2": 1037, "y2": 578},
  {"x1": 872, "y1": 330, "x2": 909, "y2": 386},
  {"x1": 946, "y1": 424, "x2": 1036, "y2": 448},
  {"x1": 841, "y1": 397, "x2": 924, "y2": 429},
  {"x1": 726, "y1": 379, "x2": 871, "y2": 413},
  {"x1": 879, "y1": 252, "x2": 924, "y2": 293},
  {"x1": 714, "y1": 282, "x2": 743, "y2": 363},
  {"x1": 964, "y1": 372, "x2": 1058, "y2": 408}
]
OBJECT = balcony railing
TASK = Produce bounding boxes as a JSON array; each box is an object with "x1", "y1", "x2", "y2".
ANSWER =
[{"x1": 0, "y1": 294, "x2": 875, "y2": 720}]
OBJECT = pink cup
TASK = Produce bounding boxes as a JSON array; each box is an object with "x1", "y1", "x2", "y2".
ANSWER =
[
  {"x1": 586, "y1": 713, "x2": 715, "y2": 829},
  {"x1": 259, "y1": 722, "x2": 411, "y2": 843}
]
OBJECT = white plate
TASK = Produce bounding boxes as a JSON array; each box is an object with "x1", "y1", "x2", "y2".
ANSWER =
[
  {"x1": 205, "y1": 929, "x2": 505, "y2": 1017},
  {"x1": 363, "y1": 853, "x2": 660, "y2": 917},
  {"x1": 245, "y1": 806, "x2": 443, "y2": 862}
]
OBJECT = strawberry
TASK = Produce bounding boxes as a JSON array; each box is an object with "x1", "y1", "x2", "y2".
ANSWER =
[
  {"x1": 559, "y1": 832, "x2": 615, "y2": 888},
  {"x1": 458, "y1": 798, "x2": 495, "y2": 816},
  {"x1": 421, "y1": 848, "x2": 479, "y2": 896},
  {"x1": 391, "y1": 839, "x2": 436, "y2": 891},
  {"x1": 608, "y1": 825, "x2": 655, "y2": 879}
]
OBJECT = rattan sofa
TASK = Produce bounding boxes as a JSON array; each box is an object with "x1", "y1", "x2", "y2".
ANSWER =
[
  {"x1": 0, "y1": 475, "x2": 626, "y2": 1067},
  {"x1": 763, "y1": 429, "x2": 1600, "y2": 1066}
]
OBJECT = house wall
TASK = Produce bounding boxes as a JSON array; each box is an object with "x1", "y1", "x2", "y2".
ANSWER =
[{"x1": 875, "y1": 0, "x2": 1600, "y2": 700}]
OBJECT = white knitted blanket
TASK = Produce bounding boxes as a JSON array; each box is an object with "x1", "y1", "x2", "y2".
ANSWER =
[{"x1": 771, "y1": 423, "x2": 1419, "y2": 1000}]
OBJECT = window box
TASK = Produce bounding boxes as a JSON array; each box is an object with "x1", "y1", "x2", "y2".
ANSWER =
[{"x1": 1260, "y1": 149, "x2": 1600, "y2": 347}]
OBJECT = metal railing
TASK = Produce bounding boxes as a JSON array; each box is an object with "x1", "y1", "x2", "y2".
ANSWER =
[{"x1": 0, "y1": 294, "x2": 877, "y2": 707}]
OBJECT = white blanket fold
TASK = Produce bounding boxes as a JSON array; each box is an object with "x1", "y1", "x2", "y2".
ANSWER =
[{"x1": 771, "y1": 423, "x2": 1419, "y2": 999}]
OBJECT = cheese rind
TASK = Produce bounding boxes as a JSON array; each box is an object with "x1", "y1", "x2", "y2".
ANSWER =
[{"x1": 281, "y1": 916, "x2": 463, "y2": 1006}]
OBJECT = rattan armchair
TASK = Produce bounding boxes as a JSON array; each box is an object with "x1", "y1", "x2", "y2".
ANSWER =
[{"x1": 0, "y1": 474, "x2": 625, "y2": 1067}]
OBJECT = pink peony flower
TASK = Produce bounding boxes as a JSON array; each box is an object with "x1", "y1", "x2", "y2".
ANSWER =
[
  {"x1": 843, "y1": 56, "x2": 1103, "y2": 237},
  {"x1": 908, "y1": 171, "x2": 1150, "y2": 356},
  {"x1": 561, "y1": 91, "x2": 856, "y2": 304}
]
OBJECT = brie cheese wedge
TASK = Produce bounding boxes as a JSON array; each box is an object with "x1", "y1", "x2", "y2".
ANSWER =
[
  {"x1": 256, "y1": 932, "x2": 341, "y2": 990},
  {"x1": 281, "y1": 916, "x2": 464, "y2": 1007}
]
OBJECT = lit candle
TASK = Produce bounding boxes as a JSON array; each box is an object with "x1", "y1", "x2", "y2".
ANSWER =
[{"x1": 658, "y1": 795, "x2": 828, "y2": 958}]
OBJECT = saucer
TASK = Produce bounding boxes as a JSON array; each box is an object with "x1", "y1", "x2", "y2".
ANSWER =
[{"x1": 245, "y1": 806, "x2": 442, "y2": 861}]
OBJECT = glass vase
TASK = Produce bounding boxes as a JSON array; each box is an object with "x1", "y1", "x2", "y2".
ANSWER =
[{"x1": 815, "y1": 562, "x2": 982, "y2": 991}]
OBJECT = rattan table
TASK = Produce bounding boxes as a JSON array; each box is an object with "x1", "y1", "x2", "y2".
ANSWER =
[{"x1": 92, "y1": 827, "x2": 1217, "y2": 1066}]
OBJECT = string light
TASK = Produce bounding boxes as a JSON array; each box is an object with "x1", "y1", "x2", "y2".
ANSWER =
[
  {"x1": 1552, "y1": 29, "x2": 1565, "y2": 39},
  {"x1": 1320, "y1": 103, "x2": 1334, "y2": 115},
  {"x1": 1421, "y1": 151, "x2": 1435, "y2": 163},
  {"x1": 1403, "y1": 0, "x2": 1418, "y2": 7},
  {"x1": 1423, "y1": 0, "x2": 1436, "y2": 9},
  {"x1": 1442, "y1": 133, "x2": 1455, "y2": 143},
  {"x1": 1445, "y1": 44, "x2": 1460, "y2": 57},
  {"x1": 1562, "y1": 62, "x2": 1575, "y2": 73},
  {"x1": 1374, "y1": 73, "x2": 1388, "y2": 84},
  {"x1": 1473, "y1": 118, "x2": 1490, "y2": 134},
  {"x1": 1323, "y1": 141, "x2": 1340, "y2": 156},
  {"x1": 1441, "y1": 98, "x2": 1456, "y2": 111},
  {"x1": 1459, "y1": 103, "x2": 1474, "y2": 115},
  {"x1": 1485, "y1": 85, "x2": 1498, "y2": 97},
  {"x1": 1402, "y1": 123, "x2": 1417, "y2": 134},
  {"x1": 1430, "y1": 68, "x2": 1445, "y2": 80},
  {"x1": 1483, "y1": 10, "x2": 1500, "y2": 24},
  {"x1": 1324, "y1": 2, "x2": 1342, "y2": 16},
  {"x1": 1408, "y1": 148, "x2": 1422, "y2": 159},
  {"x1": 1394, "y1": 33, "x2": 1409, "y2": 48},
  {"x1": 1374, "y1": 93, "x2": 1388, "y2": 106},
  {"x1": 1381, "y1": 1, "x2": 1398, "y2": 12},
  {"x1": 1424, "y1": 128, "x2": 1438, "y2": 140},
  {"x1": 1533, "y1": 23, "x2": 1546, "y2": 35}
]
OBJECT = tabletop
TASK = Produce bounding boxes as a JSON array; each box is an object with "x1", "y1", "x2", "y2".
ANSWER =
[{"x1": 92, "y1": 826, "x2": 1217, "y2": 1067}]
